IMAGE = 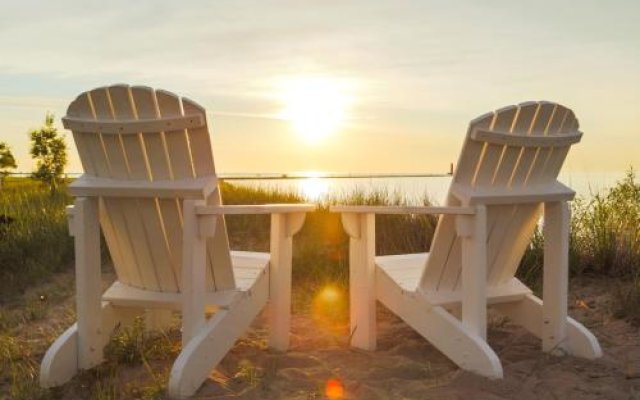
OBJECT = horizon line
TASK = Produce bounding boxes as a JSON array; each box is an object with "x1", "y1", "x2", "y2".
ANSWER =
[{"x1": 7, "y1": 171, "x2": 453, "y2": 180}]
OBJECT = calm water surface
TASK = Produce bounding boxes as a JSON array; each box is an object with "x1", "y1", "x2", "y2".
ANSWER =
[{"x1": 228, "y1": 172, "x2": 626, "y2": 205}]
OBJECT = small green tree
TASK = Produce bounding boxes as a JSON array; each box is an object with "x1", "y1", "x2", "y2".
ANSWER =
[
  {"x1": 0, "y1": 141, "x2": 17, "y2": 188},
  {"x1": 30, "y1": 112, "x2": 67, "y2": 193}
]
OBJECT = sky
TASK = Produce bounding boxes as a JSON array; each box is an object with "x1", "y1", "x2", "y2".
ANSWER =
[{"x1": 1, "y1": 0, "x2": 639, "y2": 174}]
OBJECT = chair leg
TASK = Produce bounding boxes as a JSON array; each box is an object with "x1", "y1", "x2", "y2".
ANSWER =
[
  {"x1": 492, "y1": 201, "x2": 602, "y2": 359},
  {"x1": 40, "y1": 302, "x2": 140, "y2": 387},
  {"x1": 73, "y1": 197, "x2": 104, "y2": 369},
  {"x1": 268, "y1": 212, "x2": 306, "y2": 351},
  {"x1": 342, "y1": 213, "x2": 377, "y2": 351},
  {"x1": 42, "y1": 197, "x2": 110, "y2": 388},
  {"x1": 376, "y1": 269, "x2": 503, "y2": 378},
  {"x1": 40, "y1": 325, "x2": 78, "y2": 387},
  {"x1": 542, "y1": 201, "x2": 569, "y2": 353},
  {"x1": 457, "y1": 206, "x2": 488, "y2": 340},
  {"x1": 268, "y1": 214, "x2": 293, "y2": 351},
  {"x1": 168, "y1": 269, "x2": 269, "y2": 399},
  {"x1": 493, "y1": 295, "x2": 602, "y2": 359},
  {"x1": 181, "y1": 200, "x2": 207, "y2": 346}
]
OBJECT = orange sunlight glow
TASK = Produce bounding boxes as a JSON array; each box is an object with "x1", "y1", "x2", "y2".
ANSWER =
[
  {"x1": 278, "y1": 77, "x2": 352, "y2": 143},
  {"x1": 325, "y1": 378, "x2": 345, "y2": 399},
  {"x1": 311, "y1": 285, "x2": 348, "y2": 333},
  {"x1": 318, "y1": 286, "x2": 341, "y2": 303},
  {"x1": 300, "y1": 177, "x2": 329, "y2": 201}
]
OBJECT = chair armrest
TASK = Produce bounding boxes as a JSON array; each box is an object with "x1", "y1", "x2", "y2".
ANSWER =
[
  {"x1": 329, "y1": 205, "x2": 475, "y2": 215},
  {"x1": 195, "y1": 203, "x2": 316, "y2": 215},
  {"x1": 65, "y1": 205, "x2": 76, "y2": 236}
]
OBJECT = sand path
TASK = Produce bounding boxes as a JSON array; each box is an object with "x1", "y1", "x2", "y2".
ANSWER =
[{"x1": 195, "y1": 278, "x2": 640, "y2": 399}]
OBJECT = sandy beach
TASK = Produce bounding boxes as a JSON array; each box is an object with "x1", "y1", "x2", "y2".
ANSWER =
[
  {"x1": 3, "y1": 265, "x2": 638, "y2": 399},
  {"x1": 178, "y1": 277, "x2": 640, "y2": 399}
]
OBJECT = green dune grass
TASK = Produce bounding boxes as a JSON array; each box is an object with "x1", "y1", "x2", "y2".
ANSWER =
[
  {"x1": 0, "y1": 171, "x2": 638, "y2": 398},
  {"x1": 1, "y1": 172, "x2": 639, "y2": 312}
]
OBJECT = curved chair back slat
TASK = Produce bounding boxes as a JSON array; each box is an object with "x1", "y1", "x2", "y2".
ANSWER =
[
  {"x1": 420, "y1": 101, "x2": 580, "y2": 292},
  {"x1": 65, "y1": 84, "x2": 234, "y2": 292}
]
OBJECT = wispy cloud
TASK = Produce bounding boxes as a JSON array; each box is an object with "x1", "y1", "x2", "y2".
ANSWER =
[
  {"x1": 1, "y1": 0, "x2": 639, "y2": 172},
  {"x1": 0, "y1": 96, "x2": 68, "y2": 110}
]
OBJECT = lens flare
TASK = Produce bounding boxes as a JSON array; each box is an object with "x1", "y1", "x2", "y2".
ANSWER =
[
  {"x1": 318, "y1": 286, "x2": 340, "y2": 303},
  {"x1": 311, "y1": 285, "x2": 348, "y2": 332},
  {"x1": 325, "y1": 378, "x2": 345, "y2": 399}
]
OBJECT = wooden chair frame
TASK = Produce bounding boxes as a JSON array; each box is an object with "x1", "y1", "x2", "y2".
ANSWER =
[
  {"x1": 41, "y1": 186, "x2": 313, "y2": 398},
  {"x1": 331, "y1": 100, "x2": 602, "y2": 378},
  {"x1": 39, "y1": 84, "x2": 316, "y2": 399},
  {"x1": 333, "y1": 201, "x2": 601, "y2": 378}
]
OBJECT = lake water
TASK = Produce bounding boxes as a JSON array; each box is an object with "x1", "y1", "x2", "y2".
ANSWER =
[{"x1": 226, "y1": 172, "x2": 627, "y2": 205}]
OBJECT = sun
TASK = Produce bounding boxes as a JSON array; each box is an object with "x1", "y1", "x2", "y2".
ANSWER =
[
  {"x1": 278, "y1": 77, "x2": 352, "y2": 143},
  {"x1": 300, "y1": 177, "x2": 329, "y2": 201}
]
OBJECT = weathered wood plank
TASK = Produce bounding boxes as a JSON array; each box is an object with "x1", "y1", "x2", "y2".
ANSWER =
[
  {"x1": 155, "y1": 90, "x2": 219, "y2": 291},
  {"x1": 182, "y1": 97, "x2": 214, "y2": 177},
  {"x1": 131, "y1": 86, "x2": 178, "y2": 292},
  {"x1": 87, "y1": 87, "x2": 144, "y2": 288},
  {"x1": 107, "y1": 85, "x2": 160, "y2": 291},
  {"x1": 422, "y1": 113, "x2": 494, "y2": 292},
  {"x1": 526, "y1": 102, "x2": 557, "y2": 184},
  {"x1": 473, "y1": 106, "x2": 517, "y2": 186},
  {"x1": 67, "y1": 94, "x2": 102, "y2": 176},
  {"x1": 455, "y1": 112, "x2": 494, "y2": 185}
]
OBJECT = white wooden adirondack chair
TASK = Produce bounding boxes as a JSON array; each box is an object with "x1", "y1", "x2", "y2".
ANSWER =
[
  {"x1": 40, "y1": 84, "x2": 314, "y2": 398},
  {"x1": 332, "y1": 101, "x2": 602, "y2": 378}
]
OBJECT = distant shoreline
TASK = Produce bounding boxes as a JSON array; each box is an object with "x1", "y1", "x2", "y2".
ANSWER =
[{"x1": 6, "y1": 172, "x2": 453, "y2": 180}]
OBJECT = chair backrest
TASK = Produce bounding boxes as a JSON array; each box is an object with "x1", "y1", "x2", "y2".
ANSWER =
[
  {"x1": 419, "y1": 101, "x2": 580, "y2": 292},
  {"x1": 65, "y1": 84, "x2": 234, "y2": 293}
]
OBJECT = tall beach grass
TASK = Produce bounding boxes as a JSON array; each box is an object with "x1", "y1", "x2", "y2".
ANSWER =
[
  {"x1": 1, "y1": 171, "x2": 638, "y2": 309},
  {"x1": 0, "y1": 178, "x2": 73, "y2": 302},
  {"x1": 516, "y1": 169, "x2": 640, "y2": 322},
  {"x1": 1, "y1": 171, "x2": 639, "y2": 398}
]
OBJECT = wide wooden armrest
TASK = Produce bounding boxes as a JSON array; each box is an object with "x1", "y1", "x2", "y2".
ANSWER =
[
  {"x1": 450, "y1": 181, "x2": 575, "y2": 205},
  {"x1": 330, "y1": 205, "x2": 475, "y2": 215},
  {"x1": 195, "y1": 204, "x2": 316, "y2": 215},
  {"x1": 195, "y1": 204, "x2": 315, "y2": 238},
  {"x1": 69, "y1": 175, "x2": 217, "y2": 199}
]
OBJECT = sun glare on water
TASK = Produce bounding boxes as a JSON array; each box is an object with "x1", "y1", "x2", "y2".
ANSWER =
[
  {"x1": 297, "y1": 172, "x2": 330, "y2": 201},
  {"x1": 278, "y1": 77, "x2": 352, "y2": 143}
]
